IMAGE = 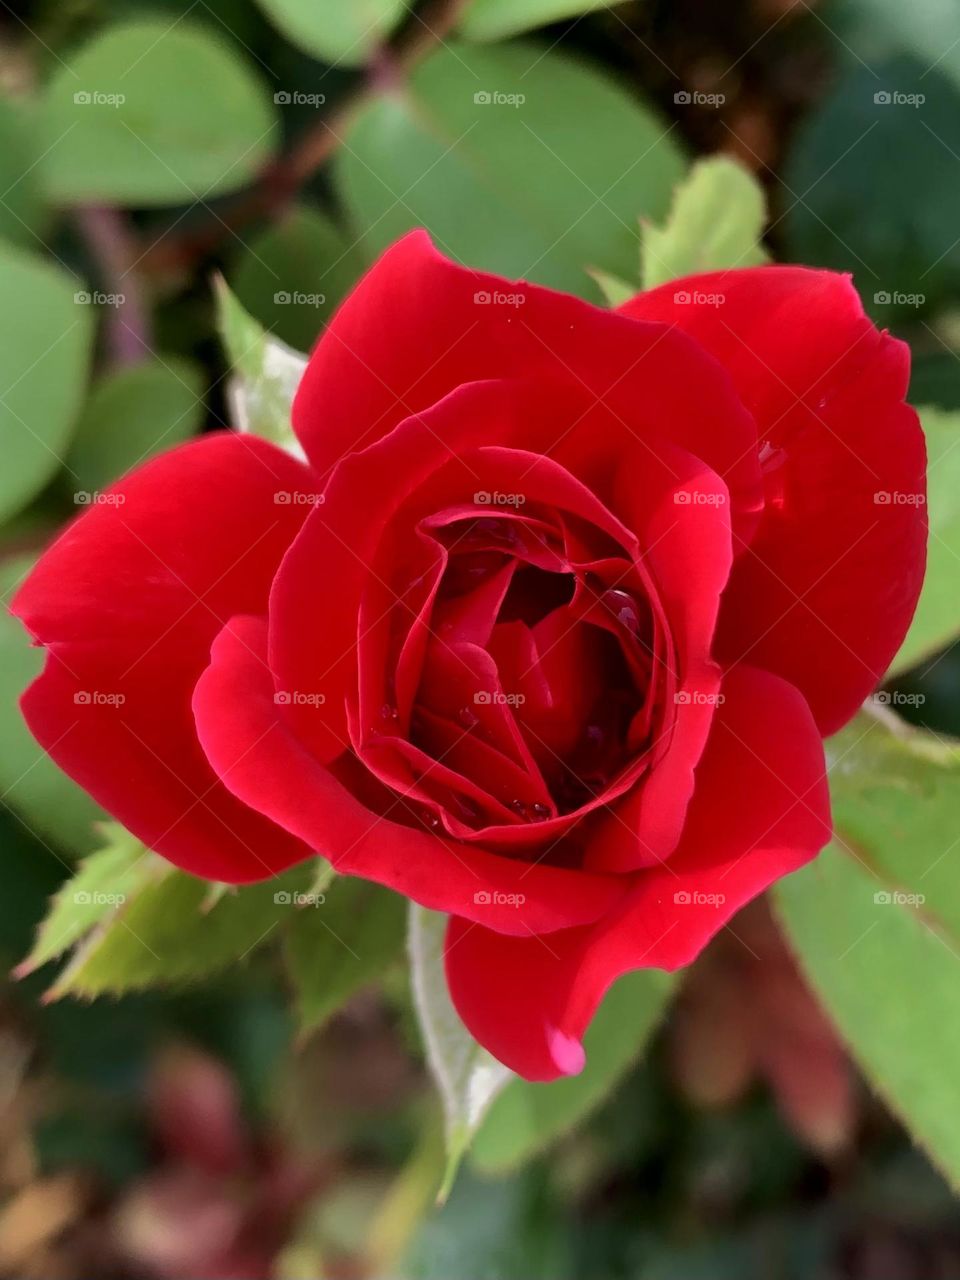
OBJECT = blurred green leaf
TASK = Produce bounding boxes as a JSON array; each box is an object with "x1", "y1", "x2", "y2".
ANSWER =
[
  {"x1": 784, "y1": 56, "x2": 960, "y2": 314},
  {"x1": 0, "y1": 244, "x2": 92, "y2": 522},
  {"x1": 910, "y1": 352, "x2": 960, "y2": 412},
  {"x1": 284, "y1": 873, "x2": 406, "y2": 1037},
  {"x1": 230, "y1": 206, "x2": 361, "y2": 351},
  {"x1": 459, "y1": 0, "x2": 623, "y2": 41},
  {"x1": 587, "y1": 267, "x2": 635, "y2": 305},
  {"x1": 0, "y1": 98, "x2": 49, "y2": 250},
  {"x1": 214, "y1": 276, "x2": 307, "y2": 453},
  {"x1": 0, "y1": 556, "x2": 104, "y2": 855},
  {"x1": 408, "y1": 905, "x2": 514, "y2": 1200},
  {"x1": 641, "y1": 155, "x2": 769, "y2": 288},
  {"x1": 65, "y1": 357, "x2": 204, "y2": 496},
  {"x1": 42, "y1": 848, "x2": 314, "y2": 999},
  {"x1": 336, "y1": 41, "x2": 684, "y2": 299},
  {"x1": 254, "y1": 0, "x2": 408, "y2": 66},
  {"x1": 776, "y1": 711, "x2": 960, "y2": 1189},
  {"x1": 16, "y1": 823, "x2": 151, "y2": 976},
  {"x1": 843, "y1": 0, "x2": 960, "y2": 95},
  {"x1": 890, "y1": 407, "x2": 960, "y2": 675},
  {"x1": 38, "y1": 20, "x2": 278, "y2": 205},
  {"x1": 471, "y1": 968, "x2": 675, "y2": 1172}
]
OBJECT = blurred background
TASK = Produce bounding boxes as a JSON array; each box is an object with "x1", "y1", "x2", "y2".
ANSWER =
[{"x1": 1, "y1": 0, "x2": 960, "y2": 1276}]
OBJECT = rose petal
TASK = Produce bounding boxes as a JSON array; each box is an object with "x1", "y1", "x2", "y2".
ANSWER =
[
  {"x1": 193, "y1": 615, "x2": 629, "y2": 934},
  {"x1": 445, "y1": 664, "x2": 831, "y2": 1080},
  {"x1": 12, "y1": 434, "x2": 317, "y2": 881},
  {"x1": 620, "y1": 267, "x2": 927, "y2": 733}
]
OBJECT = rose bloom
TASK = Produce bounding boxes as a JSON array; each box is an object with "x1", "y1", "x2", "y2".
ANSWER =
[{"x1": 14, "y1": 233, "x2": 926, "y2": 1081}]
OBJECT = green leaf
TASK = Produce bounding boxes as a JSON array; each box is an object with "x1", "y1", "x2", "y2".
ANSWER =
[
  {"x1": 0, "y1": 97, "x2": 49, "y2": 250},
  {"x1": 15, "y1": 824, "x2": 151, "y2": 976},
  {"x1": 890, "y1": 407, "x2": 960, "y2": 674},
  {"x1": 471, "y1": 968, "x2": 675, "y2": 1172},
  {"x1": 641, "y1": 155, "x2": 769, "y2": 289},
  {"x1": 408, "y1": 905, "x2": 514, "y2": 1200},
  {"x1": 784, "y1": 55, "x2": 960, "y2": 315},
  {"x1": 336, "y1": 41, "x2": 684, "y2": 299},
  {"x1": 41, "y1": 847, "x2": 316, "y2": 999},
  {"x1": 0, "y1": 244, "x2": 92, "y2": 522},
  {"x1": 459, "y1": 0, "x2": 623, "y2": 41},
  {"x1": 214, "y1": 276, "x2": 307, "y2": 454},
  {"x1": 587, "y1": 267, "x2": 635, "y2": 306},
  {"x1": 230, "y1": 206, "x2": 362, "y2": 352},
  {"x1": 65, "y1": 357, "x2": 204, "y2": 497},
  {"x1": 38, "y1": 20, "x2": 278, "y2": 205},
  {"x1": 843, "y1": 0, "x2": 960, "y2": 95},
  {"x1": 0, "y1": 556, "x2": 104, "y2": 853},
  {"x1": 284, "y1": 874, "x2": 406, "y2": 1037},
  {"x1": 253, "y1": 0, "x2": 408, "y2": 66},
  {"x1": 775, "y1": 711, "x2": 960, "y2": 1188}
]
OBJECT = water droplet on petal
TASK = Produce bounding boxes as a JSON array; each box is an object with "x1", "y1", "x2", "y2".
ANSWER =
[
  {"x1": 457, "y1": 706, "x2": 480, "y2": 730},
  {"x1": 600, "y1": 588, "x2": 643, "y2": 636}
]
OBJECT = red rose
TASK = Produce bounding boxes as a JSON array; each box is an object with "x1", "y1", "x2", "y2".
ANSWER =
[{"x1": 13, "y1": 232, "x2": 926, "y2": 1081}]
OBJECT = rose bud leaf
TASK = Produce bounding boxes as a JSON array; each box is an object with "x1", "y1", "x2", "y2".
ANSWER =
[{"x1": 775, "y1": 711, "x2": 960, "y2": 1192}]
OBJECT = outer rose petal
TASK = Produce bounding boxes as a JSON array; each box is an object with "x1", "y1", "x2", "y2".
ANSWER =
[
  {"x1": 12, "y1": 433, "x2": 316, "y2": 882},
  {"x1": 619, "y1": 267, "x2": 927, "y2": 734},
  {"x1": 292, "y1": 231, "x2": 763, "y2": 535},
  {"x1": 193, "y1": 616, "x2": 628, "y2": 935},
  {"x1": 445, "y1": 665, "x2": 831, "y2": 1080}
]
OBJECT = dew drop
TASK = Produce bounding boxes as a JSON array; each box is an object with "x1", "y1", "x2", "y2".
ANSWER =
[{"x1": 600, "y1": 588, "x2": 643, "y2": 636}]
